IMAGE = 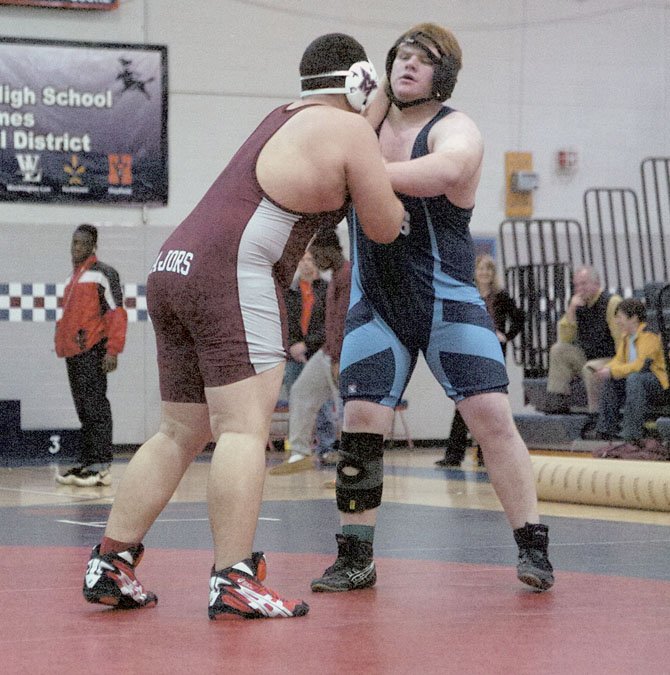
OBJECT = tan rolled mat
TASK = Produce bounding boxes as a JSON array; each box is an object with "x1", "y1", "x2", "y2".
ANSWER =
[{"x1": 532, "y1": 455, "x2": 670, "y2": 511}]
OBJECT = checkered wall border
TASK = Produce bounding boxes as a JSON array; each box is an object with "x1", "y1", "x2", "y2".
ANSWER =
[{"x1": 0, "y1": 283, "x2": 148, "y2": 322}]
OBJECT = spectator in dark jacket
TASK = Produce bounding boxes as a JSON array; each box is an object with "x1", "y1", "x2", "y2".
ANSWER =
[
  {"x1": 55, "y1": 224, "x2": 127, "y2": 487},
  {"x1": 283, "y1": 251, "x2": 328, "y2": 392},
  {"x1": 270, "y1": 226, "x2": 350, "y2": 474},
  {"x1": 436, "y1": 254, "x2": 524, "y2": 468},
  {"x1": 279, "y1": 250, "x2": 336, "y2": 453},
  {"x1": 544, "y1": 265, "x2": 622, "y2": 414}
]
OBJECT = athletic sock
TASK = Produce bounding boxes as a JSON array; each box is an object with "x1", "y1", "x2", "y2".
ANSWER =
[
  {"x1": 343, "y1": 524, "x2": 375, "y2": 543},
  {"x1": 100, "y1": 536, "x2": 139, "y2": 555}
]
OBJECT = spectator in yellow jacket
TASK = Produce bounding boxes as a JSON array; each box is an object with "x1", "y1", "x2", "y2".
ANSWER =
[{"x1": 593, "y1": 298, "x2": 668, "y2": 444}]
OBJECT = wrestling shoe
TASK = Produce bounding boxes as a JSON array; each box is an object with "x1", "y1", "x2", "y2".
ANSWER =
[
  {"x1": 72, "y1": 468, "x2": 111, "y2": 487},
  {"x1": 83, "y1": 543, "x2": 158, "y2": 609},
  {"x1": 57, "y1": 466, "x2": 111, "y2": 487},
  {"x1": 55, "y1": 466, "x2": 84, "y2": 485},
  {"x1": 311, "y1": 533, "x2": 376, "y2": 592},
  {"x1": 434, "y1": 456, "x2": 462, "y2": 468},
  {"x1": 209, "y1": 551, "x2": 309, "y2": 620},
  {"x1": 513, "y1": 523, "x2": 555, "y2": 591}
]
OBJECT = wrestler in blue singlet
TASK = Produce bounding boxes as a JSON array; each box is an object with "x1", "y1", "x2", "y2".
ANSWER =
[{"x1": 340, "y1": 107, "x2": 509, "y2": 407}]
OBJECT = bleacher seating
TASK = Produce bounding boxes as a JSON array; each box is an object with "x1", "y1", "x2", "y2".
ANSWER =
[{"x1": 517, "y1": 282, "x2": 670, "y2": 449}]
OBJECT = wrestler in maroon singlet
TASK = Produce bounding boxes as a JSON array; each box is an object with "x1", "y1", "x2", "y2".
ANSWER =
[{"x1": 148, "y1": 104, "x2": 349, "y2": 402}]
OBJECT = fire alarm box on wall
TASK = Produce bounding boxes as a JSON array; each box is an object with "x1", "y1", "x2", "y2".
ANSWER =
[
  {"x1": 511, "y1": 171, "x2": 539, "y2": 193},
  {"x1": 556, "y1": 148, "x2": 578, "y2": 173}
]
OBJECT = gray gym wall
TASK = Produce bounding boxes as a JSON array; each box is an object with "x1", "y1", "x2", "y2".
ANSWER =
[{"x1": 1, "y1": 1, "x2": 668, "y2": 443}]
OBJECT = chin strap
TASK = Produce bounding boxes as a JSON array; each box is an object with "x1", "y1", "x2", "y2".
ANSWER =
[{"x1": 385, "y1": 84, "x2": 434, "y2": 110}]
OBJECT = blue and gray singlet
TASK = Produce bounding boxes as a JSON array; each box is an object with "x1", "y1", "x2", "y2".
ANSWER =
[{"x1": 340, "y1": 106, "x2": 509, "y2": 407}]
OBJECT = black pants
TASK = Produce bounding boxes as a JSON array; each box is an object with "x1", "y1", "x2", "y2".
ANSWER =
[
  {"x1": 65, "y1": 341, "x2": 113, "y2": 466},
  {"x1": 444, "y1": 342, "x2": 511, "y2": 463},
  {"x1": 444, "y1": 410, "x2": 469, "y2": 461}
]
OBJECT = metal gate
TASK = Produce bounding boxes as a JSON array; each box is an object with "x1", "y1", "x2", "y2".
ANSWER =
[
  {"x1": 500, "y1": 219, "x2": 586, "y2": 375},
  {"x1": 640, "y1": 157, "x2": 670, "y2": 282}
]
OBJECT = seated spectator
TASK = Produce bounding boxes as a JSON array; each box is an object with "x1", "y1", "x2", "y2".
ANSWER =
[
  {"x1": 544, "y1": 265, "x2": 622, "y2": 414},
  {"x1": 435, "y1": 253, "x2": 525, "y2": 468},
  {"x1": 593, "y1": 298, "x2": 669, "y2": 445},
  {"x1": 270, "y1": 226, "x2": 349, "y2": 475}
]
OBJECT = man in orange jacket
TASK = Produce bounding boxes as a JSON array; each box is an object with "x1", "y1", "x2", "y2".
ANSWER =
[{"x1": 54, "y1": 224, "x2": 127, "y2": 487}]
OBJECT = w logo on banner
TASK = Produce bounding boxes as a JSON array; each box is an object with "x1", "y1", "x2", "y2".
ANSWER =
[
  {"x1": 16, "y1": 154, "x2": 42, "y2": 182},
  {"x1": 108, "y1": 154, "x2": 132, "y2": 185}
]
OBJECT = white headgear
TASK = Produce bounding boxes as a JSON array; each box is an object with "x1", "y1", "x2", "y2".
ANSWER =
[{"x1": 300, "y1": 60, "x2": 379, "y2": 112}]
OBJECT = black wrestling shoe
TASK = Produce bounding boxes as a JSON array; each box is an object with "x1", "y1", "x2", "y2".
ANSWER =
[
  {"x1": 55, "y1": 466, "x2": 84, "y2": 485},
  {"x1": 311, "y1": 534, "x2": 376, "y2": 592},
  {"x1": 513, "y1": 523, "x2": 555, "y2": 591},
  {"x1": 434, "y1": 456, "x2": 462, "y2": 468}
]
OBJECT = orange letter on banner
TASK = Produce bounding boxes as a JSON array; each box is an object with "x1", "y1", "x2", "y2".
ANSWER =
[{"x1": 108, "y1": 154, "x2": 132, "y2": 185}]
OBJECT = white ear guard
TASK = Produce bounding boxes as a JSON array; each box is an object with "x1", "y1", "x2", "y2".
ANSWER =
[{"x1": 300, "y1": 60, "x2": 379, "y2": 112}]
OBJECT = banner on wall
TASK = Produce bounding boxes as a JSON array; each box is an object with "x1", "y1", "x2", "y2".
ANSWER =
[
  {"x1": 0, "y1": 1, "x2": 118, "y2": 9},
  {"x1": 0, "y1": 37, "x2": 167, "y2": 204}
]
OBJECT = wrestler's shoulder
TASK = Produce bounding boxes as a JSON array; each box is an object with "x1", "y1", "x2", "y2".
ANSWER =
[
  {"x1": 435, "y1": 108, "x2": 481, "y2": 135},
  {"x1": 301, "y1": 104, "x2": 374, "y2": 132}
]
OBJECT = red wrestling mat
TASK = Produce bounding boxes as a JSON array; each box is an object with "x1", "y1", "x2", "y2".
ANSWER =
[{"x1": 2, "y1": 546, "x2": 669, "y2": 674}]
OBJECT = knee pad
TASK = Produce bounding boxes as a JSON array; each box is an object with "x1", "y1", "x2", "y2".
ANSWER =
[{"x1": 336, "y1": 431, "x2": 384, "y2": 513}]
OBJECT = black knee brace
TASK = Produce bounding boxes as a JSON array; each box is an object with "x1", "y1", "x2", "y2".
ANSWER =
[{"x1": 336, "y1": 431, "x2": 384, "y2": 513}]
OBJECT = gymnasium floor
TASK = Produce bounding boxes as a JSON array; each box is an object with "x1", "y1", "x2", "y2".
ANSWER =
[{"x1": 2, "y1": 446, "x2": 670, "y2": 674}]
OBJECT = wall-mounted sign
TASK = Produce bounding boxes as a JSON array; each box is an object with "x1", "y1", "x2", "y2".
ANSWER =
[
  {"x1": 0, "y1": 1, "x2": 118, "y2": 9},
  {"x1": 0, "y1": 37, "x2": 167, "y2": 204},
  {"x1": 505, "y1": 151, "x2": 533, "y2": 218}
]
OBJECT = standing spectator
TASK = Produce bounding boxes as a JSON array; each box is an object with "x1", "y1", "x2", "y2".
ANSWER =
[
  {"x1": 55, "y1": 224, "x2": 127, "y2": 488},
  {"x1": 544, "y1": 265, "x2": 622, "y2": 414},
  {"x1": 270, "y1": 226, "x2": 349, "y2": 474},
  {"x1": 281, "y1": 250, "x2": 337, "y2": 455},
  {"x1": 435, "y1": 253, "x2": 524, "y2": 468},
  {"x1": 593, "y1": 298, "x2": 668, "y2": 445},
  {"x1": 284, "y1": 251, "x2": 327, "y2": 391}
]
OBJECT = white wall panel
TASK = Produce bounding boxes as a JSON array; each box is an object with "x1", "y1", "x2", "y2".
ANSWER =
[{"x1": 1, "y1": 0, "x2": 669, "y2": 442}]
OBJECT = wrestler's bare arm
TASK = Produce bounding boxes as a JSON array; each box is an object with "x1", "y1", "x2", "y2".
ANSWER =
[
  {"x1": 385, "y1": 112, "x2": 483, "y2": 202},
  {"x1": 344, "y1": 115, "x2": 404, "y2": 243},
  {"x1": 361, "y1": 76, "x2": 391, "y2": 132}
]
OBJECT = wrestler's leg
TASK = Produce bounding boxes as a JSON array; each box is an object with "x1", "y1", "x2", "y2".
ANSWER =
[
  {"x1": 426, "y1": 307, "x2": 554, "y2": 590},
  {"x1": 83, "y1": 402, "x2": 212, "y2": 609},
  {"x1": 104, "y1": 401, "x2": 212, "y2": 543},
  {"x1": 204, "y1": 363, "x2": 309, "y2": 619},
  {"x1": 336, "y1": 400, "x2": 394, "y2": 528},
  {"x1": 458, "y1": 392, "x2": 539, "y2": 528},
  {"x1": 312, "y1": 309, "x2": 411, "y2": 592},
  {"x1": 206, "y1": 363, "x2": 284, "y2": 569},
  {"x1": 336, "y1": 310, "x2": 411, "y2": 531}
]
